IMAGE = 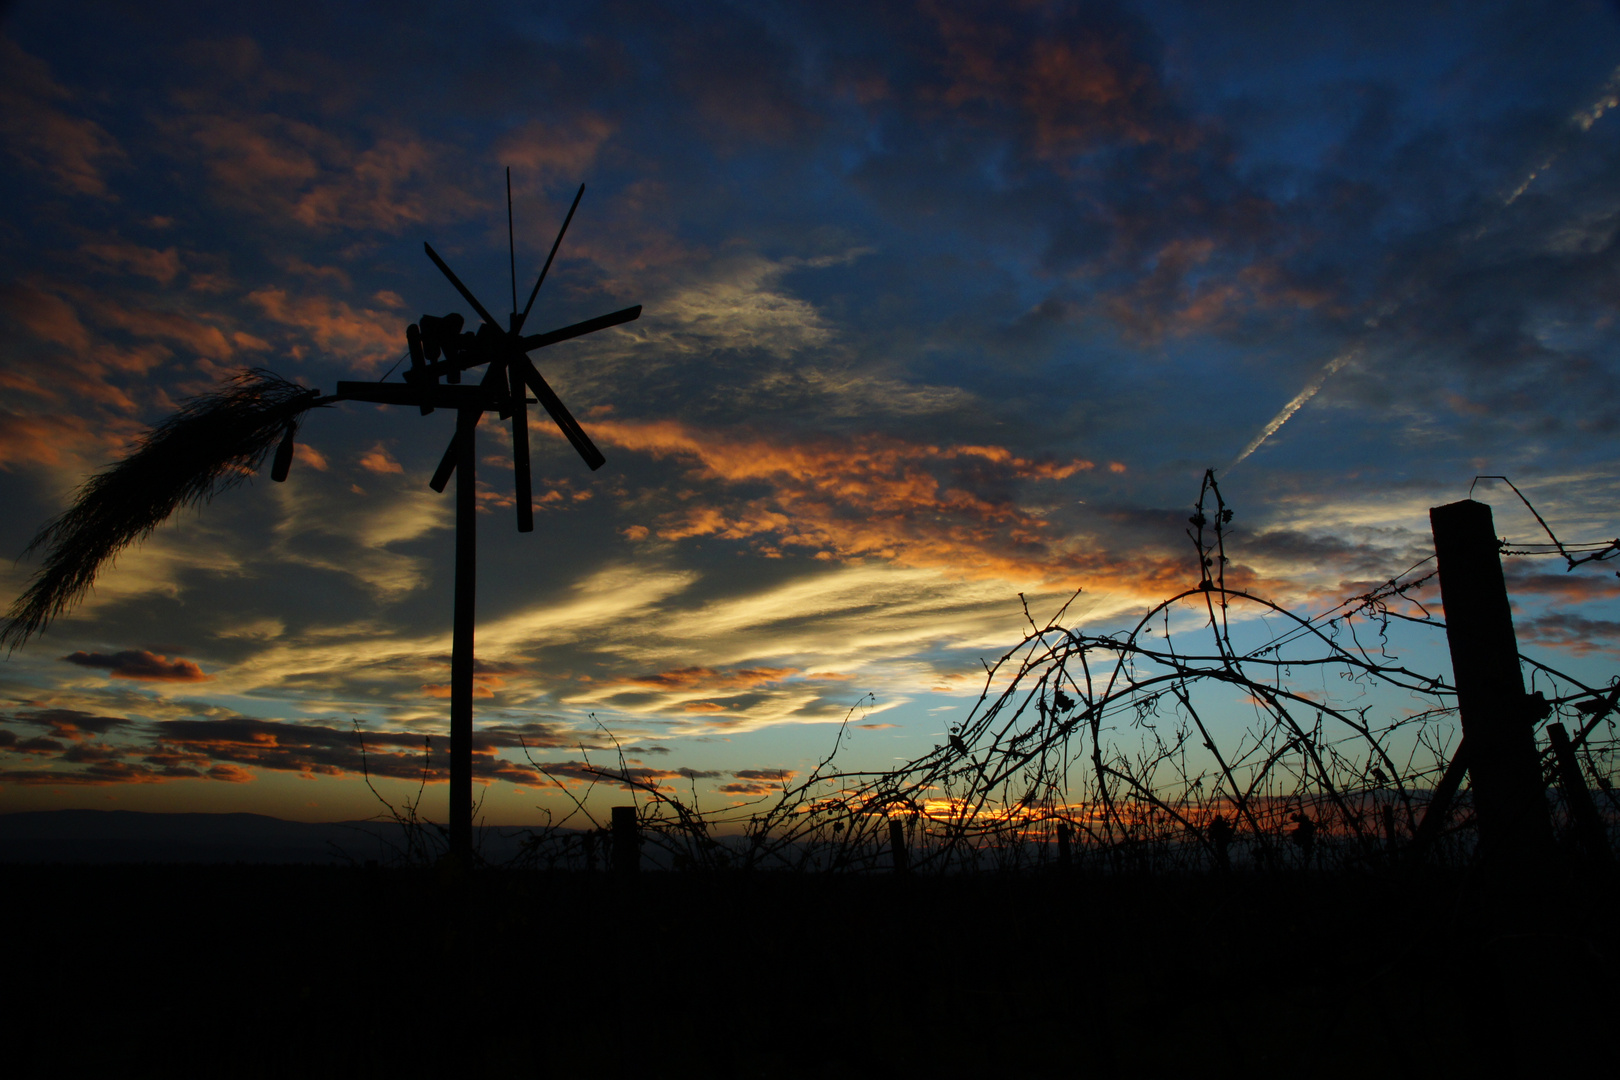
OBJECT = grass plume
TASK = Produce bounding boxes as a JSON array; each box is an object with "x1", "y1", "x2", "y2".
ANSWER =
[{"x1": 2, "y1": 368, "x2": 320, "y2": 650}]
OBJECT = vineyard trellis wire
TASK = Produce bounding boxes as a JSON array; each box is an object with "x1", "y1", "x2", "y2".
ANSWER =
[{"x1": 450, "y1": 472, "x2": 1620, "y2": 874}]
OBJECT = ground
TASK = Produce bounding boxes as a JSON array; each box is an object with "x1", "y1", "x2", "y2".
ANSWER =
[{"x1": 1, "y1": 862, "x2": 1611, "y2": 1077}]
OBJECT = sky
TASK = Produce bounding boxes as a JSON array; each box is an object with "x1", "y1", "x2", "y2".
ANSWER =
[{"x1": 2, "y1": 0, "x2": 1619, "y2": 827}]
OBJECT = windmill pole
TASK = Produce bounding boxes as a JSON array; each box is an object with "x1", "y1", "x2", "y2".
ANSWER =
[
  {"x1": 334, "y1": 181, "x2": 630, "y2": 865},
  {"x1": 449, "y1": 412, "x2": 477, "y2": 862}
]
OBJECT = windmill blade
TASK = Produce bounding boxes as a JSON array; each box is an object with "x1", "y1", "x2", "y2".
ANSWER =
[
  {"x1": 428, "y1": 357, "x2": 508, "y2": 493},
  {"x1": 271, "y1": 424, "x2": 296, "y2": 482},
  {"x1": 509, "y1": 360, "x2": 533, "y2": 532},
  {"x1": 518, "y1": 305, "x2": 641, "y2": 353},
  {"x1": 507, "y1": 166, "x2": 518, "y2": 318},
  {"x1": 518, "y1": 355, "x2": 605, "y2": 471},
  {"x1": 429, "y1": 408, "x2": 481, "y2": 494},
  {"x1": 516, "y1": 183, "x2": 584, "y2": 335},
  {"x1": 423, "y1": 243, "x2": 499, "y2": 330}
]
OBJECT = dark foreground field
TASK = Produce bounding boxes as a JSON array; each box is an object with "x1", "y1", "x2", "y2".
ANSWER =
[{"x1": 1, "y1": 862, "x2": 1612, "y2": 1078}]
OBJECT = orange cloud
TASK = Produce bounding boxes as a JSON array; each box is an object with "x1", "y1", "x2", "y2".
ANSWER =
[
  {"x1": 206, "y1": 763, "x2": 254, "y2": 783},
  {"x1": 171, "y1": 108, "x2": 479, "y2": 233},
  {"x1": 588, "y1": 419, "x2": 1119, "y2": 587},
  {"x1": 496, "y1": 115, "x2": 616, "y2": 186},
  {"x1": 247, "y1": 286, "x2": 400, "y2": 365},
  {"x1": 2, "y1": 283, "x2": 93, "y2": 352},
  {"x1": 0, "y1": 410, "x2": 105, "y2": 470},
  {"x1": 422, "y1": 683, "x2": 497, "y2": 699},
  {"x1": 91, "y1": 298, "x2": 235, "y2": 360},
  {"x1": 296, "y1": 443, "x2": 330, "y2": 471},
  {"x1": 718, "y1": 768, "x2": 799, "y2": 795},
  {"x1": 358, "y1": 443, "x2": 403, "y2": 474},
  {"x1": 61, "y1": 650, "x2": 210, "y2": 683},
  {"x1": 622, "y1": 666, "x2": 799, "y2": 692},
  {"x1": 80, "y1": 240, "x2": 182, "y2": 285},
  {"x1": 924, "y1": 2, "x2": 1192, "y2": 161}
]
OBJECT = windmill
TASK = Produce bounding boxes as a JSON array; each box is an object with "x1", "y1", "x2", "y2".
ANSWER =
[
  {"x1": 3, "y1": 172, "x2": 638, "y2": 865},
  {"x1": 328, "y1": 174, "x2": 639, "y2": 861}
]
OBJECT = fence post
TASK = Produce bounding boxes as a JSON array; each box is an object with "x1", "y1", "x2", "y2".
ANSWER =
[
  {"x1": 612, "y1": 805, "x2": 640, "y2": 875},
  {"x1": 1057, "y1": 822, "x2": 1072, "y2": 871},
  {"x1": 1546, "y1": 722, "x2": 1611, "y2": 863},
  {"x1": 1409, "y1": 738, "x2": 1469, "y2": 860},
  {"x1": 889, "y1": 819, "x2": 908, "y2": 873},
  {"x1": 1429, "y1": 500, "x2": 1554, "y2": 865}
]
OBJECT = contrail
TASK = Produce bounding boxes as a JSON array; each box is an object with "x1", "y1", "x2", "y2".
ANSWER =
[
  {"x1": 1503, "y1": 63, "x2": 1620, "y2": 207},
  {"x1": 1228, "y1": 67, "x2": 1620, "y2": 477},
  {"x1": 1227, "y1": 350, "x2": 1357, "y2": 470}
]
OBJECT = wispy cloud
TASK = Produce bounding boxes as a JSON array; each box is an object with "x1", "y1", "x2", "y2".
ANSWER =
[{"x1": 62, "y1": 650, "x2": 211, "y2": 682}]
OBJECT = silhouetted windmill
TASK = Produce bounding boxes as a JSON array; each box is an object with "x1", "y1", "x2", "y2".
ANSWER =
[
  {"x1": 330, "y1": 175, "x2": 639, "y2": 861},
  {"x1": 3, "y1": 173, "x2": 637, "y2": 864}
]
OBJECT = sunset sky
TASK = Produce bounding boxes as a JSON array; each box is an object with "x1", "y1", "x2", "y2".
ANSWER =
[{"x1": 3, "y1": 0, "x2": 1619, "y2": 827}]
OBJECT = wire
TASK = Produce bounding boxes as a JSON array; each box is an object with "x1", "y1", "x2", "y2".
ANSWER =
[{"x1": 379, "y1": 347, "x2": 409, "y2": 382}]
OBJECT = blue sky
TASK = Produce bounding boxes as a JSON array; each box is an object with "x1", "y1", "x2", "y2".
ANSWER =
[{"x1": 2, "y1": 0, "x2": 1618, "y2": 824}]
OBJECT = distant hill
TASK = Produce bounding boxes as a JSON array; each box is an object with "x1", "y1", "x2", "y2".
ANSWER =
[{"x1": 0, "y1": 809, "x2": 541, "y2": 864}]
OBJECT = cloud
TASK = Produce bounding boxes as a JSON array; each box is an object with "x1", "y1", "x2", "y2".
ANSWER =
[
  {"x1": 0, "y1": 760, "x2": 203, "y2": 786},
  {"x1": 6, "y1": 708, "x2": 132, "y2": 739},
  {"x1": 1, "y1": 283, "x2": 94, "y2": 353},
  {"x1": 246, "y1": 286, "x2": 402, "y2": 367},
  {"x1": 167, "y1": 106, "x2": 478, "y2": 233},
  {"x1": 495, "y1": 115, "x2": 616, "y2": 186},
  {"x1": 1517, "y1": 610, "x2": 1620, "y2": 655},
  {"x1": 61, "y1": 650, "x2": 211, "y2": 682},
  {"x1": 650, "y1": 255, "x2": 837, "y2": 357},
  {"x1": 526, "y1": 759, "x2": 689, "y2": 791},
  {"x1": 0, "y1": 37, "x2": 125, "y2": 198},
  {"x1": 717, "y1": 767, "x2": 798, "y2": 796},
  {"x1": 0, "y1": 410, "x2": 106, "y2": 470},
  {"x1": 591, "y1": 418, "x2": 1096, "y2": 584},
  {"x1": 732, "y1": 768, "x2": 795, "y2": 782},
  {"x1": 89, "y1": 296, "x2": 237, "y2": 361},
  {"x1": 266, "y1": 478, "x2": 447, "y2": 600},
  {"x1": 0, "y1": 713, "x2": 566, "y2": 789},
  {"x1": 621, "y1": 666, "x2": 799, "y2": 692},
  {"x1": 358, "y1": 443, "x2": 404, "y2": 474},
  {"x1": 79, "y1": 240, "x2": 183, "y2": 286}
]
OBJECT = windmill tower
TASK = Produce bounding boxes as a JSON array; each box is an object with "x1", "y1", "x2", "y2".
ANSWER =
[
  {"x1": 323, "y1": 174, "x2": 638, "y2": 861},
  {"x1": 2, "y1": 173, "x2": 638, "y2": 865}
]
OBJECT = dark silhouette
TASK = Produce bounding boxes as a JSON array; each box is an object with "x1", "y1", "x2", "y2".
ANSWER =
[
  {"x1": 1207, "y1": 813, "x2": 1233, "y2": 871},
  {"x1": 1430, "y1": 499, "x2": 1556, "y2": 865},
  {"x1": 2, "y1": 175, "x2": 640, "y2": 868},
  {"x1": 0, "y1": 370, "x2": 317, "y2": 649},
  {"x1": 335, "y1": 180, "x2": 638, "y2": 862},
  {"x1": 1289, "y1": 810, "x2": 1316, "y2": 864},
  {"x1": 612, "y1": 805, "x2": 640, "y2": 874}
]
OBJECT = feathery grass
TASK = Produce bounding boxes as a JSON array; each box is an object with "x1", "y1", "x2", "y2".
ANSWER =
[{"x1": 2, "y1": 368, "x2": 320, "y2": 650}]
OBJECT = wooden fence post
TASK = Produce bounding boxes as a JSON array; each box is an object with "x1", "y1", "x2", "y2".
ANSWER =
[
  {"x1": 1057, "y1": 822, "x2": 1073, "y2": 871},
  {"x1": 1429, "y1": 500, "x2": 1554, "y2": 865},
  {"x1": 1547, "y1": 722, "x2": 1611, "y2": 863},
  {"x1": 612, "y1": 805, "x2": 640, "y2": 874},
  {"x1": 889, "y1": 819, "x2": 908, "y2": 873}
]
